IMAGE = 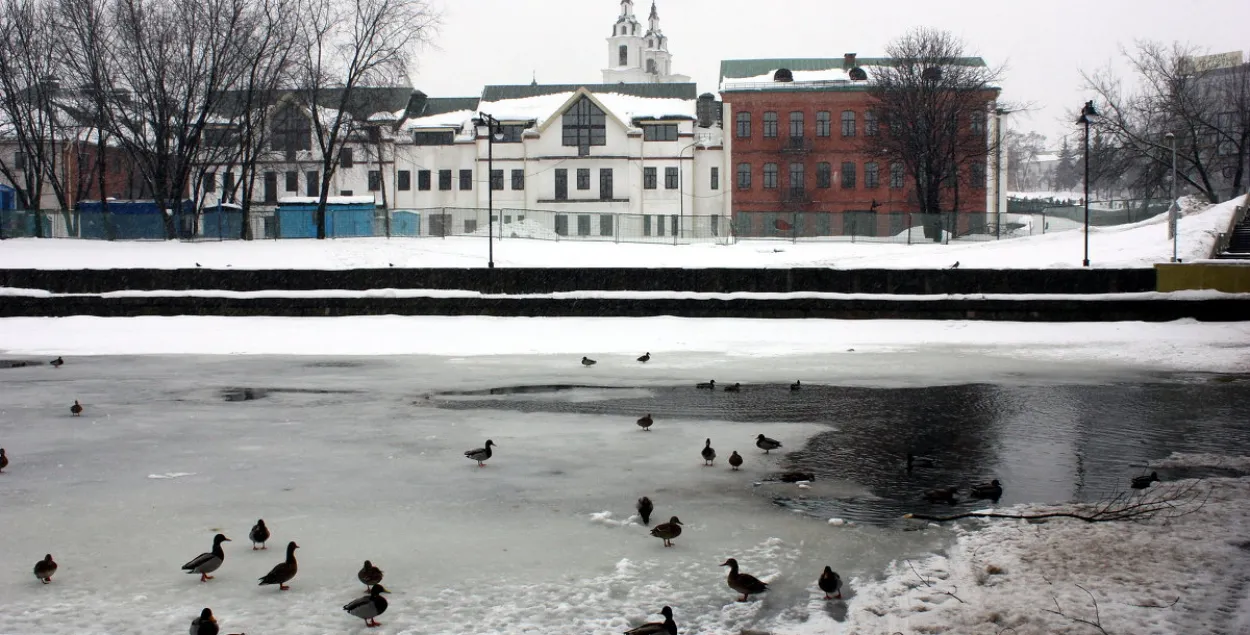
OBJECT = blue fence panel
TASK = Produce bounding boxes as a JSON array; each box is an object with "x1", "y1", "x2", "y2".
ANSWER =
[
  {"x1": 390, "y1": 211, "x2": 421, "y2": 236},
  {"x1": 327, "y1": 209, "x2": 374, "y2": 237}
]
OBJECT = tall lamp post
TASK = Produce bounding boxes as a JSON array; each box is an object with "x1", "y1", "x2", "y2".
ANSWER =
[
  {"x1": 1076, "y1": 100, "x2": 1099, "y2": 267},
  {"x1": 474, "y1": 112, "x2": 503, "y2": 268},
  {"x1": 1166, "y1": 131, "x2": 1178, "y2": 262},
  {"x1": 994, "y1": 107, "x2": 1010, "y2": 240},
  {"x1": 677, "y1": 140, "x2": 700, "y2": 245}
]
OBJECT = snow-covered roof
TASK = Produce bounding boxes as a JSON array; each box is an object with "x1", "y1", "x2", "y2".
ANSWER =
[
  {"x1": 728, "y1": 68, "x2": 855, "y2": 84},
  {"x1": 278, "y1": 196, "x2": 377, "y2": 205},
  {"x1": 402, "y1": 109, "x2": 476, "y2": 131},
  {"x1": 477, "y1": 89, "x2": 694, "y2": 130}
]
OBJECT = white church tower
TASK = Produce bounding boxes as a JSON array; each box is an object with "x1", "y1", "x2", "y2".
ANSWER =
[{"x1": 602, "y1": 1, "x2": 691, "y2": 84}]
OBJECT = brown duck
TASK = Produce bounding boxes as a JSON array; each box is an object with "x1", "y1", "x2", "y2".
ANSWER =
[
  {"x1": 701, "y1": 439, "x2": 716, "y2": 466},
  {"x1": 650, "y1": 516, "x2": 682, "y2": 547},
  {"x1": 70, "y1": 401, "x2": 83, "y2": 416},
  {"x1": 623, "y1": 605, "x2": 677, "y2": 635},
  {"x1": 33, "y1": 554, "x2": 57, "y2": 583},
  {"x1": 258, "y1": 541, "x2": 299, "y2": 590},
  {"x1": 721, "y1": 557, "x2": 768, "y2": 602},
  {"x1": 636, "y1": 496, "x2": 654, "y2": 525},
  {"x1": 636, "y1": 414, "x2": 654, "y2": 431},
  {"x1": 819, "y1": 566, "x2": 843, "y2": 599},
  {"x1": 728, "y1": 451, "x2": 743, "y2": 471},
  {"x1": 0, "y1": 448, "x2": 8, "y2": 473},
  {"x1": 358, "y1": 560, "x2": 384, "y2": 588},
  {"x1": 249, "y1": 519, "x2": 270, "y2": 550}
]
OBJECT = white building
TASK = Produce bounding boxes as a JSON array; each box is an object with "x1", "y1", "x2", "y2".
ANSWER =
[{"x1": 602, "y1": 1, "x2": 691, "y2": 85}]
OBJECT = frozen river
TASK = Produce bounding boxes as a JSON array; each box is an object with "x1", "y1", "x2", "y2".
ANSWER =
[{"x1": 1, "y1": 353, "x2": 1247, "y2": 635}]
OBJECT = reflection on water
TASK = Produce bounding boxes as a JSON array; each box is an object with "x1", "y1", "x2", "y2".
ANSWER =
[{"x1": 431, "y1": 376, "x2": 1250, "y2": 525}]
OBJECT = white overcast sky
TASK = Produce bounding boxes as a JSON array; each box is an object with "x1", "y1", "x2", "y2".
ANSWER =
[{"x1": 413, "y1": 0, "x2": 1250, "y2": 145}]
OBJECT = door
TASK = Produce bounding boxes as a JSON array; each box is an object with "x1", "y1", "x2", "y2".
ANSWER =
[
  {"x1": 429, "y1": 213, "x2": 450, "y2": 237},
  {"x1": 263, "y1": 172, "x2": 278, "y2": 203},
  {"x1": 555, "y1": 169, "x2": 568, "y2": 201},
  {"x1": 554, "y1": 214, "x2": 569, "y2": 236}
]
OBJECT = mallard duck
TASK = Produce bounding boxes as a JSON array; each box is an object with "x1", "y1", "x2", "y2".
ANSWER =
[
  {"x1": 637, "y1": 352, "x2": 651, "y2": 363},
  {"x1": 650, "y1": 516, "x2": 682, "y2": 547},
  {"x1": 250, "y1": 519, "x2": 270, "y2": 550},
  {"x1": 728, "y1": 451, "x2": 743, "y2": 471},
  {"x1": 755, "y1": 434, "x2": 782, "y2": 454},
  {"x1": 623, "y1": 605, "x2": 676, "y2": 635},
  {"x1": 190, "y1": 608, "x2": 217, "y2": 635},
  {"x1": 358, "y1": 560, "x2": 383, "y2": 588},
  {"x1": 924, "y1": 486, "x2": 958, "y2": 503},
  {"x1": 0, "y1": 448, "x2": 8, "y2": 472},
  {"x1": 790, "y1": 380, "x2": 801, "y2": 391},
  {"x1": 970, "y1": 479, "x2": 1003, "y2": 500},
  {"x1": 33, "y1": 554, "x2": 56, "y2": 583},
  {"x1": 465, "y1": 439, "x2": 496, "y2": 466},
  {"x1": 721, "y1": 558, "x2": 768, "y2": 602},
  {"x1": 701, "y1": 439, "x2": 716, "y2": 466},
  {"x1": 819, "y1": 566, "x2": 842, "y2": 599},
  {"x1": 779, "y1": 471, "x2": 815, "y2": 483},
  {"x1": 636, "y1": 414, "x2": 654, "y2": 431},
  {"x1": 50, "y1": 356, "x2": 64, "y2": 368},
  {"x1": 696, "y1": 380, "x2": 715, "y2": 390},
  {"x1": 70, "y1": 401, "x2": 83, "y2": 416},
  {"x1": 582, "y1": 356, "x2": 597, "y2": 366},
  {"x1": 182, "y1": 534, "x2": 230, "y2": 582},
  {"x1": 258, "y1": 541, "x2": 299, "y2": 590},
  {"x1": 637, "y1": 496, "x2": 653, "y2": 525},
  {"x1": 343, "y1": 583, "x2": 389, "y2": 627},
  {"x1": 1132, "y1": 472, "x2": 1160, "y2": 489},
  {"x1": 724, "y1": 383, "x2": 741, "y2": 392}
]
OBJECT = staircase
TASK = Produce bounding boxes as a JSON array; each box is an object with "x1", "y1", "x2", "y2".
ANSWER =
[{"x1": 1215, "y1": 203, "x2": 1250, "y2": 259}]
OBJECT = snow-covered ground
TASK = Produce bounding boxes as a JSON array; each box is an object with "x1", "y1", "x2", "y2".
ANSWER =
[{"x1": 0, "y1": 195, "x2": 1242, "y2": 270}]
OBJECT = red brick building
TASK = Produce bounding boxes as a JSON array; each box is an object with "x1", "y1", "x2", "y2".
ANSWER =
[{"x1": 719, "y1": 54, "x2": 999, "y2": 240}]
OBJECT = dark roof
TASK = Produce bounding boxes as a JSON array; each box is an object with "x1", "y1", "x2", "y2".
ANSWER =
[
  {"x1": 405, "y1": 92, "x2": 480, "y2": 119},
  {"x1": 211, "y1": 86, "x2": 414, "y2": 120},
  {"x1": 481, "y1": 83, "x2": 698, "y2": 102},
  {"x1": 718, "y1": 57, "x2": 987, "y2": 84}
]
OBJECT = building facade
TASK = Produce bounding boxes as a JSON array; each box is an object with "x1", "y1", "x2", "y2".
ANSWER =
[{"x1": 602, "y1": 0, "x2": 690, "y2": 85}]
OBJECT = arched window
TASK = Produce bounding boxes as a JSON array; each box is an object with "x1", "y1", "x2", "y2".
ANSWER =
[
  {"x1": 619, "y1": 45, "x2": 628, "y2": 66},
  {"x1": 562, "y1": 96, "x2": 607, "y2": 155},
  {"x1": 271, "y1": 107, "x2": 311, "y2": 154}
]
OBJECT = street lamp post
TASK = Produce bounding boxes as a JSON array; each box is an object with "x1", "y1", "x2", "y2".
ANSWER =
[
  {"x1": 994, "y1": 107, "x2": 1009, "y2": 240},
  {"x1": 1076, "y1": 100, "x2": 1099, "y2": 267},
  {"x1": 677, "y1": 140, "x2": 700, "y2": 245},
  {"x1": 474, "y1": 112, "x2": 503, "y2": 268},
  {"x1": 1166, "y1": 131, "x2": 1178, "y2": 262}
]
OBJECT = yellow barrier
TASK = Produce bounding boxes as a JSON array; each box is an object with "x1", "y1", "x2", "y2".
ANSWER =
[{"x1": 1156, "y1": 262, "x2": 1250, "y2": 293}]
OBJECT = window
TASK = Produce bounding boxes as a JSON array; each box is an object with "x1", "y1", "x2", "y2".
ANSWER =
[
  {"x1": 816, "y1": 111, "x2": 831, "y2": 137},
  {"x1": 710, "y1": 166, "x2": 719, "y2": 190},
  {"x1": 285, "y1": 171, "x2": 298, "y2": 192},
  {"x1": 889, "y1": 116, "x2": 902, "y2": 137},
  {"x1": 397, "y1": 170, "x2": 411, "y2": 191},
  {"x1": 970, "y1": 162, "x2": 986, "y2": 187},
  {"x1": 600, "y1": 214, "x2": 613, "y2": 236},
  {"x1": 341, "y1": 148, "x2": 354, "y2": 168},
  {"x1": 890, "y1": 162, "x2": 905, "y2": 189},
  {"x1": 459, "y1": 169, "x2": 472, "y2": 190},
  {"x1": 263, "y1": 172, "x2": 277, "y2": 203},
  {"x1": 763, "y1": 111, "x2": 778, "y2": 138},
  {"x1": 788, "y1": 162, "x2": 805, "y2": 190},
  {"x1": 554, "y1": 214, "x2": 568, "y2": 235},
  {"x1": 413, "y1": 131, "x2": 455, "y2": 145},
  {"x1": 577, "y1": 168, "x2": 590, "y2": 190},
  {"x1": 619, "y1": 45, "x2": 628, "y2": 66},
  {"x1": 340, "y1": 190, "x2": 353, "y2": 196},
  {"x1": 789, "y1": 112, "x2": 804, "y2": 139},
  {"x1": 841, "y1": 162, "x2": 856, "y2": 188},
  {"x1": 763, "y1": 162, "x2": 778, "y2": 189},
  {"x1": 464, "y1": 219, "x2": 476, "y2": 233},
  {"x1": 14, "y1": 151, "x2": 28, "y2": 171},
  {"x1": 865, "y1": 111, "x2": 878, "y2": 137},
  {"x1": 735, "y1": 111, "x2": 751, "y2": 138},
  {"x1": 418, "y1": 170, "x2": 431, "y2": 191},
  {"x1": 600, "y1": 168, "x2": 614, "y2": 199},
  {"x1": 644, "y1": 124, "x2": 678, "y2": 141},
  {"x1": 271, "y1": 108, "x2": 311, "y2": 154},
  {"x1": 865, "y1": 162, "x2": 880, "y2": 189},
  {"x1": 816, "y1": 162, "x2": 832, "y2": 188},
  {"x1": 366, "y1": 171, "x2": 381, "y2": 191},
  {"x1": 223, "y1": 172, "x2": 235, "y2": 194},
  {"x1": 498, "y1": 125, "x2": 527, "y2": 143},
  {"x1": 736, "y1": 163, "x2": 751, "y2": 189},
  {"x1": 204, "y1": 171, "x2": 217, "y2": 193},
  {"x1": 971, "y1": 111, "x2": 986, "y2": 135},
  {"x1": 554, "y1": 169, "x2": 568, "y2": 200},
  {"x1": 643, "y1": 214, "x2": 652, "y2": 236},
  {"x1": 562, "y1": 96, "x2": 607, "y2": 154},
  {"x1": 665, "y1": 167, "x2": 678, "y2": 189},
  {"x1": 841, "y1": 111, "x2": 856, "y2": 137},
  {"x1": 439, "y1": 169, "x2": 452, "y2": 190},
  {"x1": 644, "y1": 167, "x2": 657, "y2": 190},
  {"x1": 490, "y1": 169, "x2": 504, "y2": 191},
  {"x1": 511, "y1": 169, "x2": 525, "y2": 190},
  {"x1": 577, "y1": 214, "x2": 591, "y2": 236},
  {"x1": 305, "y1": 171, "x2": 319, "y2": 197}
]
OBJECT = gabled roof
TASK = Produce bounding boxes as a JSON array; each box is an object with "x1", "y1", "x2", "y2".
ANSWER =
[
  {"x1": 477, "y1": 84, "x2": 697, "y2": 130},
  {"x1": 482, "y1": 83, "x2": 698, "y2": 102},
  {"x1": 404, "y1": 91, "x2": 480, "y2": 119}
]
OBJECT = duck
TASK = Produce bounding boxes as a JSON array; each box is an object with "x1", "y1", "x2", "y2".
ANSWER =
[
  {"x1": 721, "y1": 558, "x2": 769, "y2": 602},
  {"x1": 924, "y1": 486, "x2": 958, "y2": 503},
  {"x1": 70, "y1": 400, "x2": 83, "y2": 416},
  {"x1": 650, "y1": 516, "x2": 682, "y2": 547},
  {"x1": 249, "y1": 519, "x2": 270, "y2": 550},
  {"x1": 728, "y1": 451, "x2": 743, "y2": 471},
  {"x1": 755, "y1": 434, "x2": 782, "y2": 454},
  {"x1": 1132, "y1": 471, "x2": 1160, "y2": 489},
  {"x1": 50, "y1": 356, "x2": 64, "y2": 368},
  {"x1": 358, "y1": 560, "x2": 384, "y2": 588},
  {"x1": 343, "y1": 583, "x2": 389, "y2": 628},
  {"x1": 970, "y1": 479, "x2": 1003, "y2": 500},
  {"x1": 906, "y1": 453, "x2": 937, "y2": 470},
  {"x1": 190, "y1": 608, "x2": 217, "y2": 635},
  {"x1": 701, "y1": 439, "x2": 716, "y2": 466},
  {"x1": 258, "y1": 541, "x2": 299, "y2": 590},
  {"x1": 636, "y1": 496, "x2": 654, "y2": 525},
  {"x1": 819, "y1": 566, "x2": 843, "y2": 599},
  {"x1": 624, "y1": 605, "x2": 677, "y2": 635},
  {"x1": 636, "y1": 414, "x2": 654, "y2": 431},
  {"x1": 790, "y1": 380, "x2": 801, "y2": 391},
  {"x1": 582, "y1": 356, "x2": 597, "y2": 366},
  {"x1": 182, "y1": 534, "x2": 230, "y2": 582},
  {"x1": 0, "y1": 448, "x2": 8, "y2": 473},
  {"x1": 696, "y1": 380, "x2": 715, "y2": 390},
  {"x1": 465, "y1": 439, "x2": 496, "y2": 466},
  {"x1": 33, "y1": 554, "x2": 57, "y2": 584},
  {"x1": 723, "y1": 383, "x2": 741, "y2": 392},
  {"x1": 637, "y1": 352, "x2": 651, "y2": 363}
]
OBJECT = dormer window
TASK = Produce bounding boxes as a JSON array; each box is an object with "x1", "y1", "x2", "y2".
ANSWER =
[{"x1": 562, "y1": 96, "x2": 607, "y2": 155}]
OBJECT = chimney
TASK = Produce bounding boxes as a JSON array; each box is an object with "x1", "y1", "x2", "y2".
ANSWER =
[{"x1": 844, "y1": 53, "x2": 857, "y2": 69}]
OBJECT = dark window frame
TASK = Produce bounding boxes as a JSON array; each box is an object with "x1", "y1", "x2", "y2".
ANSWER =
[
  {"x1": 664, "y1": 167, "x2": 679, "y2": 189},
  {"x1": 576, "y1": 168, "x2": 591, "y2": 190},
  {"x1": 643, "y1": 166, "x2": 657, "y2": 190},
  {"x1": 413, "y1": 130, "x2": 455, "y2": 146},
  {"x1": 511, "y1": 169, "x2": 525, "y2": 190},
  {"x1": 438, "y1": 169, "x2": 452, "y2": 191},
  {"x1": 490, "y1": 169, "x2": 504, "y2": 191},
  {"x1": 865, "y1": 162, "x2": 880, "y2": 189},
  {"x1": 735, "y1": 111, "x2": 751, "y2": 138},
  {"x1": 340, "y1": 147, "x2": 354, "y2": 168},
  {"x1": 841, "y1": 111, "x2": 856, "y2": 137},
  {"x1": 890, "y1": 162, "x2": 905, "y2": 189},
  {"x1": 710, "y1": 166, "x2": 719, "y2": 190},
  {"x1": 367, "y1": 170, "x2": 382, "y2": 192},
  {"x1": 816, "y1": 111, "x2": 831, "y2": 137},
  {"x1": 736, "y1": 163, "x2": 751, "y2": 189},
  {"x1": 458, "y1": 169, "x2": 472, "y2": 191},
  {"x1": 418, "y1": 170, "x2": 432, "y2": 191},
  {"x1": 816, "y1": 162, "x2": 832, "y2": 188},
  {"x1": 562, "y1": 96, "x2": 607, "y2": 153},
  {"x1": 284, "y1": 171, "x2": 298, "y2": 192},
  {"x1": 643, "y1": 124, "x2": 679, "y2": 141},
  {"x1": 789, "y1": 111, "x2": 804, "y2": 139},
  {"x1": 397, "y1": 170, "x2": 411, "y2": 191},
  {"x1": 763, "y1": 162, "x2": 778, "y2": 189},
  {"x1": 841, "y1": 162, "x2": 857, "y2": 189},
  {"x1": 763, "y1": 111, "x2": 779, "y2": 138}
]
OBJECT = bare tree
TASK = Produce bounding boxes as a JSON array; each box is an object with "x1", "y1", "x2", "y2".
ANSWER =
[
  {"x1": 864, "y1": 27, "x2": 1003, "y2": 241},
  {"x1": 1084, "y1": 42, "x2": 1250, "y2": 204},
  {"x1": 295, "y1": 0, "x2": 437, "y2": 238}
]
